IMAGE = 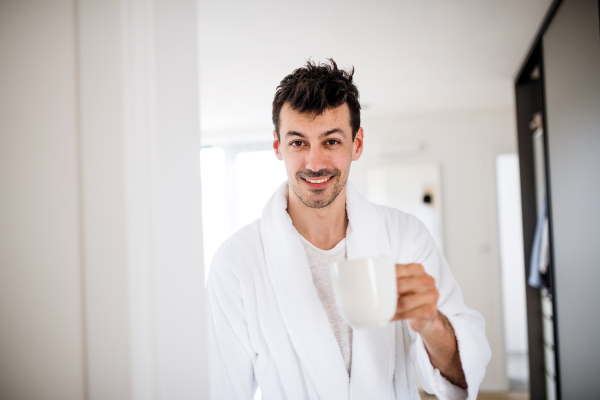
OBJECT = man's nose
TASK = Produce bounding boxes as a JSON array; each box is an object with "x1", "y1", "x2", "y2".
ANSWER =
[{"x1": 305, "y1": 147, "x2": 328, "y2": 173}]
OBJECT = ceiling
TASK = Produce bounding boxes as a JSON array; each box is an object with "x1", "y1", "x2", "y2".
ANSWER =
[{"x1": 198, "y1": 0, "x2": 553, "y2": 133}]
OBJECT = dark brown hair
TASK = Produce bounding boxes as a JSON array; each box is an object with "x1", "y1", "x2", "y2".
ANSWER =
[{"x1": 272, "y1": 58, "x2": 361, "y2": 141}]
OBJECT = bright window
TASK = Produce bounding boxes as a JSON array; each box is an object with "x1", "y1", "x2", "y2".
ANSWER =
[
  {"x1": 200, "y1": 147, "x2": 227, "y2": 280},
  {"x1": 236, "y1": 150, "x2": 288, "y2": 227},
  {"x1": 200, "y1": 146, "x2": 287, "y2": 281}
]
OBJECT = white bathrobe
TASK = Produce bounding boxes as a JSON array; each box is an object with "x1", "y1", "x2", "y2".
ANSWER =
[{"x1": 207, "y1": 182, "x2": 491, "y2": 400}]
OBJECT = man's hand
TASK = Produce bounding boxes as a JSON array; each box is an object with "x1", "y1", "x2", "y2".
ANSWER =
[
  {"x1": 392, "y1": 263, "x2": 439, "y2": 333},
  {"x1": 392, "y1": 263, "x2": 468, "y2": 389}
]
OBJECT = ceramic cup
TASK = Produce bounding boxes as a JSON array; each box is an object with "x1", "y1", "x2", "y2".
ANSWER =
[{"x1": 330, "y1": 256, "x2": 398, "y2": 328}]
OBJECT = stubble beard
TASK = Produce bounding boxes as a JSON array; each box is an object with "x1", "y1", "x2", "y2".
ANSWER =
[{"x1": 290, "y1": 169, "x2": 348, "y2": 209}]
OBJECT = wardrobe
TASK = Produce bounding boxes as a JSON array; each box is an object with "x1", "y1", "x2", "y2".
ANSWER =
[{"x1": 514, "y1": 0, "x2": 600, "y2": 398}]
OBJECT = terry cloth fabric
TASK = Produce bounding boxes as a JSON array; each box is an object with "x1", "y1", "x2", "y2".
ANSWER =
[
  {"x1": 299, "y1": 236, "x2": 352, "y2": 374},
  {"x1": 538, "y1": 217, "x2": 550, "y2": 275},
  {"x1": 207, "y1": 181, "x2": 491, "y2": 400},
  {"x1": 528, "y1": 196, "x2": 548, "y2": 288}
]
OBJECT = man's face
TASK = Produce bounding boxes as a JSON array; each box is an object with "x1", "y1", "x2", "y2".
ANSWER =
[{"x1": 273, "y1": 103, "x2": 364, "y2": 209}]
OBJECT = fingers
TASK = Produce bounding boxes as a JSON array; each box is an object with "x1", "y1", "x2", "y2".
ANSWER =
[
  {"x1": 396, "y1": 274, "x2": 436, "y2": 295},
  {"x1": 395, "y1": 263, "x2": 424, "y2": 278},
  {"x1": 393, "y1": 263, "x2": 439, "y2": 323},
  {"x1": 392, "y1": 302, "x2": 438, "y2": 322},
  {"x1": 395, "y1": 288, "x2": 439, "y2": 312}
]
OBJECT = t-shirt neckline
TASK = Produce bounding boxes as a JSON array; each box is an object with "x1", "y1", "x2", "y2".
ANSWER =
[{"x1": 299, "y1": 235, "x2": 346, "y2": 255}]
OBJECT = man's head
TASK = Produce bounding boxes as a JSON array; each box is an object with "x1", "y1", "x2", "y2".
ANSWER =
[
  {"x1": 272, "y1": 59, "x2": 361, "y2": 141},
  {"x1": 272, "y1": 59, "x2": 364, "y2": 209}
]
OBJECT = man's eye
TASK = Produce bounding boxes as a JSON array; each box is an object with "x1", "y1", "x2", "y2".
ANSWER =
[
  {"x1": 290, "y1": 141, "x2": 303, "y2": 147},
  {"x1": 326, "y1": 139, "x2": 340, "y2": 146}
]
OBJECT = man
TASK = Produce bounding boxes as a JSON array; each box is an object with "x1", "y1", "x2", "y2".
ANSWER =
[{"x1": 207, "y1": 60, "x2": 491, "y2": 400}]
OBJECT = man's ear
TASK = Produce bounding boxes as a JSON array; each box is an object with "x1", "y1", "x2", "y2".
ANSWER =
[
  {"x1": 273, "y1": 130, "x2": 283, "y2": 160},
  {"x1": 352, "y1": 127, "x2": 364, "y2": 161}
]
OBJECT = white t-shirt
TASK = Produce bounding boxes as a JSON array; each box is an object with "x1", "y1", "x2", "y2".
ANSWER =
[{"x1": 300, "y1": 236, "x2": 353, "y2": 375}]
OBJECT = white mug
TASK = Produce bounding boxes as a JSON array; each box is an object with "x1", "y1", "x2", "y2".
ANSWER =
[{"x1": 330, "y1": 256, "x2": 398, "y2": 328}]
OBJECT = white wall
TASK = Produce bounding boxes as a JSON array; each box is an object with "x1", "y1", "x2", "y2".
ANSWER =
[
  {"x1": 0, "y1": 1, "x2": 208, "y2": 399},
  {"x1": 351, "y1": 104, "x2": 517, "y2": 391},
  {"x1": 0, "y1": 1, "x2": 85, "y2": 399}
]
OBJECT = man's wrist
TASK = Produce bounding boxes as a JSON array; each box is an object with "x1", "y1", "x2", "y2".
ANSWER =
[
  {"x1": 419, "y1": 312, "x2": 452, "y2": 369},
  {"x1": 419, "y1": 311, "x2": 446, "y2": 339},
  {"x1": 420, "y1": 312, "x2": 468, "y2": 389}
]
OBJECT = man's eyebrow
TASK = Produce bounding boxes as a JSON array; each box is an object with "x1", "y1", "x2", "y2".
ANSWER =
[
  {"x1": 319, "y1": 128, "x2": 346, "y2": 138},
  {"x1": 284, "y1": 128, "x2": 347, "y2": 139},
  {"x1": 285, "y1": 131, "x2": 306, "y2": 138}
]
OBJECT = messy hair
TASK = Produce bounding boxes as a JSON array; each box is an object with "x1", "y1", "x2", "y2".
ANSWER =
[{"x1": 272, "y1": 58, "x2": 361, "y2": 140}]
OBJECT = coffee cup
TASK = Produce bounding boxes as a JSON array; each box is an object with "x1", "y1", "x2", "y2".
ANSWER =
[{"x1": 330, "y1": 256, "x2": 398, "y2": 328}]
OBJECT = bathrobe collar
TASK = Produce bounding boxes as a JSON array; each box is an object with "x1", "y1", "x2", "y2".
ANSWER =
[{"x1": 260, "y1": 181, "x2": 397, "y2": 399}]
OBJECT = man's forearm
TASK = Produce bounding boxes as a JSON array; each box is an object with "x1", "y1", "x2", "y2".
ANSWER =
[{"x1": 419, "y1": 312, "x2": 468, "y2": 389}]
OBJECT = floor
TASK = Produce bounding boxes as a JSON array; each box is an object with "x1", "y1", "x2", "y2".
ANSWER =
[
  {"x1": 420, "y1": 391, "x2": 529, "y2": 399},
  {"x1": 476, "y1": 393, "x2": 529, "y2": 400}
]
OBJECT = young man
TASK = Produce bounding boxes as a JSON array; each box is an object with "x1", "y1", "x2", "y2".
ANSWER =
[{"x1": 207, "y1": 60, "x2": 491, "y2": 400}]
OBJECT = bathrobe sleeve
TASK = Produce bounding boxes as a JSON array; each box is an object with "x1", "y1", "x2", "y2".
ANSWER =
[
  {"x1": 408, "y1": 215, "x2": 492, "y2": 400},
  {"x1": 206, "y1": 242, "x2": 257, "y2": 400}
]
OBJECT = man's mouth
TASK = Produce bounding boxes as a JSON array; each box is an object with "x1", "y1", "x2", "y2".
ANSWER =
[
  {"x1": 304, "y1": 177, "x2": 331, "y2": 184},
  {"x1": 301, "y1": 175, "x2": 334, "y2": 189}
]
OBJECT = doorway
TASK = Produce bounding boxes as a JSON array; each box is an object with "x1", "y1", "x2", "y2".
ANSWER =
[{"x1": 496, "y1": 153, "x2": 529, "y2": 391}]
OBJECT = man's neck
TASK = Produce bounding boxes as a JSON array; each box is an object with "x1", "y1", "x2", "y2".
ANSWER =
[{"x1": 287, "y1": 185, "x2": 348, "y2": 251}]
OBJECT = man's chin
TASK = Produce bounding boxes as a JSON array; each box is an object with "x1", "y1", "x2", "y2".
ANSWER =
[
  {"x1": 299, "y1": 184, "x2": 344, "y2": 209},
  {"x1": 301, "y1": 188, "x2": 326, "y2": 201}
]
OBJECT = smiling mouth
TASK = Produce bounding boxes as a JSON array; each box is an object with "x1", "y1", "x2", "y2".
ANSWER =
[{"x1": 303, "y1": 176, "x2": 331, "y2": 184}]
